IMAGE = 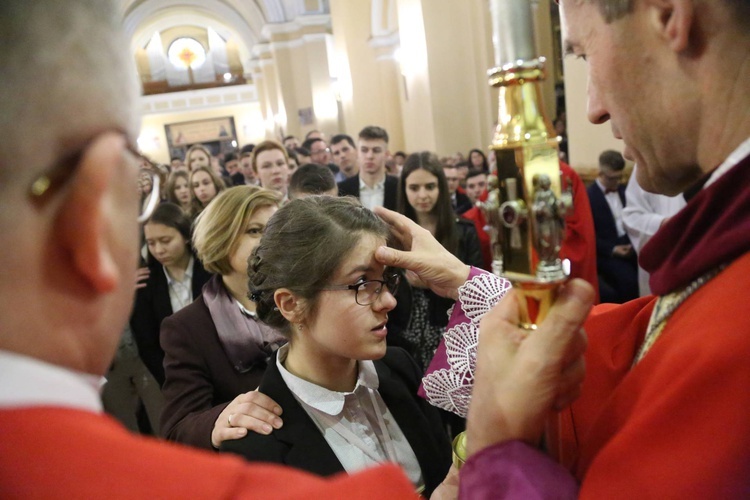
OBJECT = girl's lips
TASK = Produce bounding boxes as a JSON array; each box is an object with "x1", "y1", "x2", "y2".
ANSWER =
[{"x1": 370, "y1": 324, "x2": 388, "y2": 339}]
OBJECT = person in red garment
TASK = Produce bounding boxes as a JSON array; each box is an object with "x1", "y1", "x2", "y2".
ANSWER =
[
  {"x1": 377, "y1": 0, "x2": 750, "y2": 497},
  {"x1": 0, "y1": 1, "x2": 588, "y2": 498},
  {"x1": 462, "y1": 162, "x2": 598, "y2": 300}
]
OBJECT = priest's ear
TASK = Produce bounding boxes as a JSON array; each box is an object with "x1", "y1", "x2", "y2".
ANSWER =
[
  {"x1": 646, "y1": 0, "x2": 695, "y2": 53},
  {"x1": 55, "y1": 132, "x2": 130, "y2": 294}
]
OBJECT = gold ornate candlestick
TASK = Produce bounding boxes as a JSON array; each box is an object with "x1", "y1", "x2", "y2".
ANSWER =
[
  {"x1": 480, "y1": 3, "x2": 571, "y2": 329},
  {"x1": 456, "y1": 0, "x2": 571, "y2": 467}
]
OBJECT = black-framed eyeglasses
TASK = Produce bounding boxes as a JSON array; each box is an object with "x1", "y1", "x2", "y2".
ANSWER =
[
  {"x1": 311, "y1": 147, "x2": 331, "y2": 156},
  {"x1": 28, "y1": 131, "x2": 160, "y2": 224},
  {"x1": 321, "y1": 272, "x2": 400, "y2": 306}
]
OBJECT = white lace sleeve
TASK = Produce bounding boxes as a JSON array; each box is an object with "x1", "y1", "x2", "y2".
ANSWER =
[{"x1": 422, "y1": 271, "x2": 511, "y2": 417}]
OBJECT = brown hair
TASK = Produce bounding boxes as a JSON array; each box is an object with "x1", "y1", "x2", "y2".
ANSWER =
[
  {"x1": 189, "y1": 166, "x2": 226, "y2": 215},
  {"x1": 192, "y1": 186, "x2": 280, "y2": 275},
  {"x1": 358, "y1": 125, "x2": 389, "y2": 144},
  {"x1": 251, "y1": 140, "x2": 289, "y2": 173},
  {"x1": 165, "y1": 170, "x2": 191, "y2": 208},
  {"x1": 185, "y1": 144, "x2": 213, "y2": 171},
  {"x1": 398, "y1": 151, "x2": 458, "y2": 256},
  {"x1": 249, "y1": 196, "x2": 389, "y2": 336}
]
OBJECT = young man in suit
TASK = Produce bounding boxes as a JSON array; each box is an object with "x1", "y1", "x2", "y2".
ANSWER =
[
  {"x1": 587, "y1": 150, "x2": 639, "y2": 303},
  {"x1": 337, "y1": 126, "x2": 399, "y2": 210},
  {"x1": 329, "y1": 133, "x2": 359, "y2": 179},
  {"x1": 444, "y1": 164, "x2": 473, "y2": 215}
]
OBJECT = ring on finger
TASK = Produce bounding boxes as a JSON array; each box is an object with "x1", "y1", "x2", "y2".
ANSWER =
[{"x1": 228, "y1": 413, "x2": 234, "y2": 427}]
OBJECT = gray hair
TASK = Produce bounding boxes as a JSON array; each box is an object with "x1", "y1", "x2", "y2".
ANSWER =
[
  {"x1": 587, "y1": 0, "x2": 749, "y2": 25},
  {"x1": 586, "y1": 0, "x2": 633, "y2": 22},
  {"x1": 0, "y1": 0, "x2": 139, "y2": 199}
]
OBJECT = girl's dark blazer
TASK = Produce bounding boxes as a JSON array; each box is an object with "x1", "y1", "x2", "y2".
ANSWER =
[
  {"x1": 221, "y1": 347, "x2": 452, "y2": 498},
  {"x1": 129, "y1": 254, "x2": 212, "y2": 386}
]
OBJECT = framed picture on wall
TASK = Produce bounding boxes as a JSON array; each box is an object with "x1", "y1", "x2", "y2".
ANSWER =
[
  {"x1": 165, "y1": 116, "x2": 237, "y2": 159},
  {"x1": 165, "y1": 116, "x2": 236, "y2": 146}
]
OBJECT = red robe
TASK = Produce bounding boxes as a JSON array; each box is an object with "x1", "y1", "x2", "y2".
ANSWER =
[
  {"x1": 559, "y1": 162, "x2": 599, "y2": 302},
  {"x1": 552, "y1": 154, "x2": 750, "y2": 497},
  {"x1": 0, "y1": 408, "x2": 415, "y2": 499}
]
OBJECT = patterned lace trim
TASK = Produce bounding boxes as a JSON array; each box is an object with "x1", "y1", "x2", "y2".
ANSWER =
[{"x1": 422, "y1": 272, "x2": 511, "y2": 417}]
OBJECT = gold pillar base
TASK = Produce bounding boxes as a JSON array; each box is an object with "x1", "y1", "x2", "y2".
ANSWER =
[{"x1": 452, "y1": 432, "x2": 468, "y2": 469}]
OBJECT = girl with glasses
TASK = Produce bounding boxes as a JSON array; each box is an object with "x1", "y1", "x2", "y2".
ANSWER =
[{"x1": 221, "y1": 196, "x2": 452, "y2": 497}]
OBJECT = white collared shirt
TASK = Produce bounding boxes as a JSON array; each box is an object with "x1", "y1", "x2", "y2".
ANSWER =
[
  {"x1": 359, "y1": 176, "x2": 386, "y2": 210},
  {"x1": 276, "y1": 344, "x2": 423, "y2": 487},
  {"x1": 0, "y1": 350, "x2": 103, "y2": 412},
  {"x1": 164, "y1": 256, "x2": 194, "y2": 313},
  {"x1": 596, "y1": 178, "x2": 626, "y2": 237},
  {"x1": 705, "y1": 137, "x2": 750, "y2": 188}
]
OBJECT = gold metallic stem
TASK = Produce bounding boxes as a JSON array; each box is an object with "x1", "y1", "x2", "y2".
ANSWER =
[
  {"x1": 507, "y1": 278, "x2": 563, "y2": 329},
  {"x1": 452, "y1": 433, "x2": 468, "y2": 469},
  {"x1": 489, "y1": 59, "x2": 556, "y2": 151}
]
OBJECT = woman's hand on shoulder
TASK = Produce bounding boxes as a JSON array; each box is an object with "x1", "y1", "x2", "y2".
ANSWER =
[{"x1": 212, "y1": 389, "x2": 283, "y2": 448}]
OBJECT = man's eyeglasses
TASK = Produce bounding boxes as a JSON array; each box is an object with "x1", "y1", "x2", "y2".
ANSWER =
[
  {"x1": 28, "y1": 132, "x2": 160, "y2": 224},
  {"x1": 311, "y1": 148, "x2": 331, "y2": 156},
  {"x1": 321, "y1": 272, "x2": 401, "y2": 306}
]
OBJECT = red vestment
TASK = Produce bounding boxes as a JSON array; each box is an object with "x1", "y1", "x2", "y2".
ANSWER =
[
  {"x1": 553, "y1": 154, "x2": 750, "y2": 498},
  {"x1": 0, "y1": 408, "x2": 415, "y2": 499}
]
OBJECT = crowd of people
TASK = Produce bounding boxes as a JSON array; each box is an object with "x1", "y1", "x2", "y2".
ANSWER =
[{"x1": 2, "y1": 0, "x2": 749, "y2": 498}]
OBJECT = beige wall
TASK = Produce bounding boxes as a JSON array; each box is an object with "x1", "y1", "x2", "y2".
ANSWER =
[
  {"x1": 563, "y1": 56, "x2": 623, "y2": 173},
  {"x1": 394, "y1": 0, "x2": 500, "y2": 156},
  {"x1": 329, "y1": 0, "x2": 405, "y2": 151}
]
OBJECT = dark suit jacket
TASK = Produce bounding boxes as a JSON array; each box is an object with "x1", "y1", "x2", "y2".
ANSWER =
[
  {"x1": 586, "y1": 183, "x2": 632, "y2": 258},
  {"x1": 453, "y1": 191, "x2": 473, "y2": 215},
  {"x1": 129, "y1": 254, "x2": 212, "y2": 385},
  {"x1": 587, "y1": 183, "x2": 638, "y2": 302},
  {"x1": 221, "y1": 347, "x2": 451, "y2": 497},
  {"x1": 160, "y1": 294, "x2": 270, "y2": 450},
  {"x1": 337, "y1": 174, "x2": 399, "y2": 211}
]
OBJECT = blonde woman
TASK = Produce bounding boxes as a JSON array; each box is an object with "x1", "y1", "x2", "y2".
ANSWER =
[
  {"x1": 160, "y1": 186, "x2": 286, "y2": 450},
  {"x1": 185, "y1": 143, "x2": 212, "y2": 171}
]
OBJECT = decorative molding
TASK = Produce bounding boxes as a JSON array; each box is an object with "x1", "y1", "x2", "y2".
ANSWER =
[
  {"x1": 140, "y1": 84, "x2": 258, "y2": 115},
  {"x1": 260, "y1": 14, "x2": 331, "y2": 40},
  {"x1": 269, "y1": 38, "x2": 306, "y2": 51},
  {"x1": 301, "y1": 33, "x2": 329, "y2": 44},
  {"x1": 252, "y1": 43, "x2": 273, "y2": 58},
  {"x1": 368, "y1": 31, "x2": 400, "y2": 49},
  {"x1": 295, "y1": 14, "x2": 332, "y2": 28}
]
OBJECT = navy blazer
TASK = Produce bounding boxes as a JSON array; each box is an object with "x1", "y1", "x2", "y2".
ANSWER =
[
  {"x1": 586, "y1": 183, "x2": 632, "y2": 259},
  {"x1": 337, "y1": 174, "x2": 399, "y2": 211},
  {"x1": 129, "y1": 254, "x2": 212, "y2": 385},
  {"x1": 221, "y1": 347, "x2": 451, "y2": 497}
]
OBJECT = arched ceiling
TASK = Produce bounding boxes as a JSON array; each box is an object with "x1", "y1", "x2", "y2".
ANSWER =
[{"x1": 122, "y1": 0, "x2": 329, "y2": 69}]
